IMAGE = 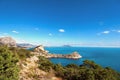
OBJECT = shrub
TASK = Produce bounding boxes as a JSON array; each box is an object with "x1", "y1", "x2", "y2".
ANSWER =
[
  {"x1": 38, "y1": 56, "x2": 120, "y2": 80},
  {"x1": 0, "y1": 46, "x2": 19, "y2": 80},
  {"x1": 38, "y1": 56, "x2": 54, "y2": 72},
  {"x1": 9, "y1": 47, "x2": 32, "y2": 60}
]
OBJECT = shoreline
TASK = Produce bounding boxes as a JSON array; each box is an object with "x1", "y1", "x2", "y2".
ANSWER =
[
  {"x1": 45, "y1": 53, "x2": 82, "y2": 59},
  {"x1": 33, "y1": 45, "x2": 82, "y2": 59}
]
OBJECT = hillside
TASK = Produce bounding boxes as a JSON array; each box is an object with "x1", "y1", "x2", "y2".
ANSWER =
[{"x1": 0, "y1": 45, "x2": 120, "y2": 80}]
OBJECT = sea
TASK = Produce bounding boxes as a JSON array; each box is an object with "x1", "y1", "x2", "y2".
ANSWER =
[{"x1": 45, "y1": 47, "x2": 120, "y2": 72}]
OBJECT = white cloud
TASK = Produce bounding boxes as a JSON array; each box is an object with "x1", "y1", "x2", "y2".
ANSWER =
[
  {"x1": 117, "y1": 30, "x2": 120, "y2": 33},
  {"x1": 97, "y1": 30, "x2": 110, "y2": 35},
  {"x1": 102, "y1": 31, "x2": 110, "y2": 34},
  {"x1": 98, "y1": 29, "x2": 120, "y2": 35},
  {"x1": 111, "y1": 29, "x2": 120, "y2": 33},
  {"x1": 59, "y1": 29, "x2": 65, "y2": 32},
  {"x1": 12, "y1": 30, "x2": 19, "y2": 34},
  {"x1": 48, "y1": 33, "x2": 52, "y2": 36}
]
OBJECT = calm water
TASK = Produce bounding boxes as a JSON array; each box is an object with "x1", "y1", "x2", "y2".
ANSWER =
[{"x1": 45, "y1": 47, "x2": 120, "y2": 71}]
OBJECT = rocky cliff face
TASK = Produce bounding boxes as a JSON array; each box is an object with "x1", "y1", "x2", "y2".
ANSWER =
[
  {"x1": 34, "y1": 45, "x2": 49, "y2": 55},
  {"x1": 19, "y1": 53, "x2": 61, "y2": 80},
  {"x1": 0, "y1": 37, "x2": 16, "y2": 47},
  {"x1": 34, "y1": 45, "x2": 45, "y2": 52}
]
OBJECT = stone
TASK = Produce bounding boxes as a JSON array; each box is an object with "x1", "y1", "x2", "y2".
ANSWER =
[
  {"x1": 33, "y1": 45, "x2": 82, "y2": 59},
  {"x1": 0, "y1": 37, "x2": 16, "y2": 47}
]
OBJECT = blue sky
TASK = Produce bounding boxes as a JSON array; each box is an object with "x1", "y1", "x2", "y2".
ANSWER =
[{"x1": 0, "y1": 0, "x2": 120, "y2": 46}]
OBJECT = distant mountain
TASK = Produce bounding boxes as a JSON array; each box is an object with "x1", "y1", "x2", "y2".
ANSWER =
[
  {"x1": 63, "y1": 45, "x2": 72, "y2": 47},
  {"x1": 17, "y1": 43, "x2": 36, "y2": 48}
]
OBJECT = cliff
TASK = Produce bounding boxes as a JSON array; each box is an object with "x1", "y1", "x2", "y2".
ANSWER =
[{"x1": 19, "y1": 55, "x2": 60, "y2": 80}]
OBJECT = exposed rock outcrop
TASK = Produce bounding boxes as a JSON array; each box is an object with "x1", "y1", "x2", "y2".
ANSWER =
[
  {"x1": 18, "y1": 55, "x2": 61, "y2": 80},
  {"x1": 34, "y1": 45, "x2": 49, "y2": 55},
  {"x1": 0, "y1": 37, "x2": 16, "y2": 47},
  {"x1": 34, "y1": 45, "x2": 45, "y2": 52},
  {"x1": 45, "y1": 51, "x2": 82, "y2": 59},
  {"x1": 33, "y1": 45, "x2": 82, "y2": 59}
]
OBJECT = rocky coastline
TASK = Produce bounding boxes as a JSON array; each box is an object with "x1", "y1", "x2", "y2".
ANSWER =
[
  {"x1": 0, "y1": 37, "x2": 82, "y2": 59},
  {"x1": 33, "y1": 45, "x2": 82, "y2": 59}
]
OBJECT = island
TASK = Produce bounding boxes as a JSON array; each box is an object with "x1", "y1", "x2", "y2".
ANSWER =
[{"x1": 62, "y1": 45, "x2": 72, "y2": 47}]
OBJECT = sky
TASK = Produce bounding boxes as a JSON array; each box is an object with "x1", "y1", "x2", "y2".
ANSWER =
[{"x1": 0, "y1": 0, "x2": 120, "y2": 47}]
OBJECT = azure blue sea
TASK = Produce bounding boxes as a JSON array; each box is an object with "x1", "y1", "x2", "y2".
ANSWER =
[{"x1": 45, "y1": 47, "x2": 120, "y2": 72}]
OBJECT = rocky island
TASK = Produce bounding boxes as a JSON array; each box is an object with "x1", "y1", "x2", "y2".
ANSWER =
[{"x1": 32, "y1": 45, "x2": 82, "y2": 59}]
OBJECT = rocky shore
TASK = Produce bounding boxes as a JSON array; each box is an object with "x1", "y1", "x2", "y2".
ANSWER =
[
  {"x1": 33, "y1": 45, "x2": 82, "y2": 59},
  {"x1": 0, "y1": 37, "x2": 82, "y2": 59}
]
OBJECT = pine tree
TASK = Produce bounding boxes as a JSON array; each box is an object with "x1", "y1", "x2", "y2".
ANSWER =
[{"x1": 0, "y1": 46, "x2": 19, "y2": 80}]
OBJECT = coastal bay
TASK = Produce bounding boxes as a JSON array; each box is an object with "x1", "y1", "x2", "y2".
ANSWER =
[{"x1": 45, "y1": 47, "x2": 120, "y2": 71}]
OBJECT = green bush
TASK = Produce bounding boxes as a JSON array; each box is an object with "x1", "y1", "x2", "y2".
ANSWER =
[
  {"x1": 0, "y1": 46, "x2": 19, "y2": 80},
  {"x1": 38, "y1": 56, "x2": 120, "y2": 80},
  {"x1": 9, "y1": 47, "x2": 32, "y2": 60},
  {"x1": 38, "y1": 56, "x2": 54, "y2": 72}
]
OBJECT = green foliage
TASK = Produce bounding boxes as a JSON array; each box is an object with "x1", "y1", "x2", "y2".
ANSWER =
[
  {"x1": 53, "y1": 64, "x2": 65, "y2": 77},
  {"x1": 83, "y1": 60, "x2": 102, "y2": 69},
  {"x1": 9, "y1": 47, "x2": 32, "y2": 60},
  {"x1": 38, "y1": 57, "x2": 120, "y2": 80},
  {"x1": 38, "y1": 56, "x2": 54, "y2": 72},
  {"x1": 66, "y1": 63, "x2": 79, "y2": 69},
  {"x1": 0, "y1": 46, "x2": 19, "y2": 80}
]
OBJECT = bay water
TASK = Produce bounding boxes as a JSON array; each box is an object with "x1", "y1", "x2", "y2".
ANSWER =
[{"x1": 45, "y1": 47, "x2": 120, "y2": 71}]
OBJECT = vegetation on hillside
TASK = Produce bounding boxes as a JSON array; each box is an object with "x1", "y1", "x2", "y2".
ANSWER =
[
  {"x1": 38, "y1": 56, "x2": 120, "y2": 80},
  {"x1": 9, "y1": 47, "x2": 32, "y2": 60},
  {"x1": 0, "y1": 46, "x2": 19, "y2": 80},
  {"x1": 0, "y1": 46, "x2": 120, "y2": 80},
  {"x1": 0, "y1": 46, "x2": 33, "y2": 80}
]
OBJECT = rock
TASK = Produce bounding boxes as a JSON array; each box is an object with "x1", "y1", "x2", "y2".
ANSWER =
[
  {"x1": 33, "y1": 45, "x2": 49, "y2": 55},
  {"x1": 47, "y1": 51, "x2": 82, "y2": 59},
  {"x1": 19, "y1": 55, "x2": 60, "y2": 80},
  {"x1": 33, "y1": 45, "x2": 82, "y2": 59},
  {"x1": 67, "y1": 51, "x2": 82, "y2": 59},
  {"x1": 0, "y1": 37, "x2": 16, "y2": 47},
  {"x1": 34, "y1": 45, "x2": 45, "y2": 52},
  {"x1": 34, "y1": 45, "x2": 49, "y2": 53}
]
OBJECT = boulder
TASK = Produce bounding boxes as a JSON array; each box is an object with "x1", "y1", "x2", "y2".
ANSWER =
[
  {"x1": 0, "y1": 37, "x2": 16, "y2": 47},
  {"x1": 34, "y1": 45, "x2": 45, "y2": 52},
  {"x1": 34, "y1": 45, "x2": 49, "y2": 55}
]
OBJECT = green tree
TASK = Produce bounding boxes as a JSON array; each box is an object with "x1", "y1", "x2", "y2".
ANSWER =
[
  {"x1": 38, "y1": 56, "x2": 54, "y2": 72},
  {"x1": 53, "y1": 64, "x2": 65, "y2": 77},
  {"x1": 83, "y1": 60, "x2": 102, "y2": 69},
  {"x1": 9, "y1": 47, "x2": 32, "y2": 60},
  {"x1": 37, "y1": 56, "x2": 120, "y2": 80},
  {"x1": 0, "y1": 46, "x2": 19, "y2": 80}
]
